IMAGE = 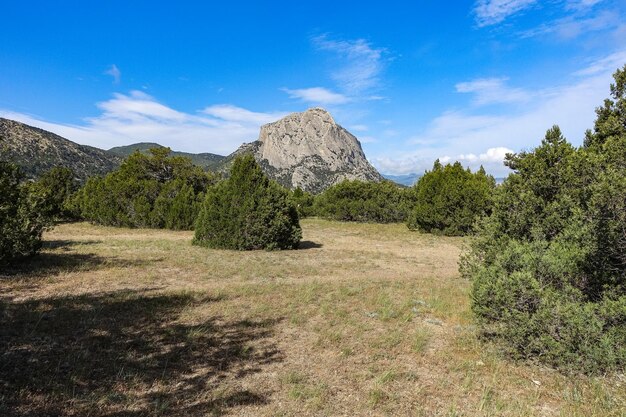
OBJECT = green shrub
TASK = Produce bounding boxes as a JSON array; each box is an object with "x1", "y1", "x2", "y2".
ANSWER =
[
  {"x1": 461, "y1": 66, "x2": 626, "y2": 374},
  {"x1": 29, "y1": 166, "x2": 78, "y2": 221},
  {"x1": 407, "y1": 161, "x2": 495, "y2": 236},
  {"x1": 73, "y1": 148, "x2": 213, "y2": 230},
  {"x1": 193, "y1": 155, "x2": 301, "y2": 250},
  {"x1": 314, "y1": 179, "x2": 412, "y2": 223},
  {"x1": 289, "y1": 187, "x2": 315, "y2": 218},
  {"x1": 0, "y1": 161, "x2": 50, "y2": 265}
]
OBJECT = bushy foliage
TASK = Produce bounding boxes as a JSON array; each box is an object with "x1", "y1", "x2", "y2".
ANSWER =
[
  {"x1": 289, "y1": 187, "x2": 316, "y2": 218},
  {"x1": 462, "y1": 66, "x2": 626, "y2": 374},
  {"x1": 0, "y1": 161, "x2": 50, "y2": 265},
  {"x1": 29, "y1": 166, "x2": 78, "y2": 221},
  {"x1": 73, "y1": 148, "x2": 213, "y2": 230},
  {"x1": 193, "y1": 155, "x2": 301, "y2": 250},
  {"x1": 407, "y1": 161, "x2": 495, "y2": 236},
  {"x1": 314, "y1": 179, "x2": 412, "y2": 223}
]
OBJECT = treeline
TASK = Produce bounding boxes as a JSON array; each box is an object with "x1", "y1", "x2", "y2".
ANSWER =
[
  {"x1": 1, "y1": 142, "x2": 497, "y2": 262},
  {"x1": 72, "y1": 148, "x2": 215, "y2": 230},
  {"x1": 290, "y1": 165, "x2": 495, "y2": 234}
]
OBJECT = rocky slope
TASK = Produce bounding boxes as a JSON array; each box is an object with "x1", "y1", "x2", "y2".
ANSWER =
[
  {"x1": 0, "y1": 118, "x2": 120, "y2": 181},
  {"x1": 220, "y1": 108, "x2": 382, "y2": 193}
]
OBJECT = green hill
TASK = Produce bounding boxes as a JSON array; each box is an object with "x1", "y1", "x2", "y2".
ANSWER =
[
  {"x1": 0, "y1": 118, "x2": 120, "y2": 182},
  {"x1": 108, "y1": 142, "x2": 225, "y2": 170}
]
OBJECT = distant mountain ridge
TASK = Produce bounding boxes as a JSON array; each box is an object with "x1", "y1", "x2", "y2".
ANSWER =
[
  {"x1": 108, "y1": 142, "x2": 225, "y2": 170},
  {"x1": 382, "y1": 173, "x2": 421, "y2": 187},
  {"x1": 0, "y1": 109, "x2": 385, "y2": 192},
  {"x1": 0, "y1": 117, "x2": 120, "y2": 181}
]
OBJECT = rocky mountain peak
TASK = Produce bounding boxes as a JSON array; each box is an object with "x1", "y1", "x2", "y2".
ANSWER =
[{"x1": 251, "y1": 108, "x2": 382, "y2": 193}]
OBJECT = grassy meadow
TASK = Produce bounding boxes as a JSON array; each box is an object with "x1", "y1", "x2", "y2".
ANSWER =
[{"x1": 1, "y1": 219, "x2": 624, "y2": 416}]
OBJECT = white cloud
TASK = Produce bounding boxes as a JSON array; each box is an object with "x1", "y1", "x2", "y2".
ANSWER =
[
  {"x1": 565, "y1": 0, "x2": 604, "y2": 11},
  {"x1": 201, "y1": 104, "x2": 287, "y2": 125},
  {"x1": 443, "y1": 147, "x2": 514, "y2": 164},
  {"x1": 474, "y1": 0, "x2": 537, "y2": 27},
  {"x1": 0, "y1": 91, "x2": 287, "y2": 155},
  {"x1": 373, "y1": 50, "x2": 625, "y2": 176},
  {"x1": 456, "y1": 77, "x2": 531, "y2": 105},
  {"x1": 105, "y1": 64, "x2": 121, "y2": 84},
  {"x1": 281, "y1": 87, "x2": 350, "y2": 105},
  {"x1": 520, "y1": 9, "x2": 620, "y2": 39},
  {"x1": 358, "y1": 136, "x2": 378, "y2": 144},
  {"x1": 349, "y1": 124, "x2": 369, "y2": 132},
  {"x1": 313, "y1": 35, "x2": 387, "y2": 95},
  {"x1": 283, "y1": 35, "x2": 388, "y2": 106}
]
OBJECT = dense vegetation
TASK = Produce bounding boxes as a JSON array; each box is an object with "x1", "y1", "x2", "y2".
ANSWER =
[
  {"x1": 407, "y1": 161, "x2": 495, "y2": 236},
  {"x1": 462, "y1": 66, "x2": 626, "y2": 373},
  {"x1": 289, "y1": 187, "x2": 316, "y2": 218},
  {"x1": 194, "y1": 154, "x2": 301, "y2": 250},
  {"x1": 29, "y1": 166, "x2": 78, "y2": 221},
  {"x1": 0, "y1": 161, "x2": 52, "y2": 265},
  {"x1": 73, "y1": 148, "x2": 214, "y2": 230},
  {"x1": 314, "y1": 179, "x2": 412, "y2": 223}
]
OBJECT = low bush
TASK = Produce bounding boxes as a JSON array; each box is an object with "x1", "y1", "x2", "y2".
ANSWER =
[
  {"x1": 314, "y1": 179, "x2": 412, "y2": 223},
  {"x1": 73, "y1": 148, "x2": 214, "y2": 230},
  {"x1": 407, "y1": 161, "x2": 495, "y2": 236},
  {"x1": 0, "y1": 161, "x2": 50, "y2": 265},
  {"x1": 461, "y1": 66, "x2": 626, "y2": 373},
  {"x1": 193, "y1": 155, "x2": 301, "y2": 250}
]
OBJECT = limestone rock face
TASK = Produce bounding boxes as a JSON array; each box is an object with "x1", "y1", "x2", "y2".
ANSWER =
[{"x1": 247, "y1": 108, "x2": 382, "y2": 193}]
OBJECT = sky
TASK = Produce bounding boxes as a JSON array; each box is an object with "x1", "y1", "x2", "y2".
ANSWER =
[{"x1": 1, "y1": 0, "x2": 625, "y2": 176}]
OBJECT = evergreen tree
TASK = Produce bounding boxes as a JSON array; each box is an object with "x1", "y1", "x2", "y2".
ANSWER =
[
  {"x1": 407, "y1": 161, "x2": 495, "y2": 236},
  {"x1": 73, "y1": 148, "x2": 213, "y2": 230},
  {"x1": 194, "y1": 155, "x2": 301, "y2": 250},
  {"x1": 314, "y1": 179, "x2": 412, "y2": 223},
  {"x1": 0, "y1": 161, "x2": 50, "y2": 265},
  {"x1": 462, "y1": 65, "x2": 626, "y2": 373}
]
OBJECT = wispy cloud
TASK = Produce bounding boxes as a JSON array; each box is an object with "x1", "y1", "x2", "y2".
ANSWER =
[
  {"x1": 282, "y1": 35, "x2": 388, "y2": 106},
  {"x1": 201, "y1": 104, "x2": 287, "y2": 125},
  {"x1": 373, "y1": 50, "x2": 626, "y2": 176},
  {"x1": 0, "y1": 91, "x2": 287, "y2": 155},
  {"x1": 474, "y1": 0, "x2": 609, "y2": 30},
  {"x1": 105, "y1": 64, "x2": 121, "y2": 84},
  {"x1": 281, "y1": 87, "x2": 350, "y2": 105},
  {"x1": 455, "y1": 77, "x2": 531, "y2": 105},
  {"x1": 520, "y1": 9, "x2": 620, "y2": 39},
  {"x1": 565, "y1": 0, "x2": 604, "y2": 11},
  {"x1": 312, "y1": 34, "x2": 387, "y2": 95},
  {"x1": 474, "y1": 0, "x2": 537, "y2": 27}
]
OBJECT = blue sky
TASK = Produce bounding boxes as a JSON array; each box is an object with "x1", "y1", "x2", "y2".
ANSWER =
[{"x1": 1, "y1": 0, "x2": 625, "y2": 176}]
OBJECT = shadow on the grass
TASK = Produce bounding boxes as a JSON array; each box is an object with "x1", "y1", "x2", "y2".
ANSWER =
[
  {"x1": 1, "y1": 252, "x2": 164, "y2": 278},
  {"x1": 42, "y1": 239, "x2": 103, "y2": 250},
  {"x1": 298, "y1": 240, "x2": 323, "y2": 250},
  {"x1": 0, "y1": 290, "x2": 283, "y2": 416}
]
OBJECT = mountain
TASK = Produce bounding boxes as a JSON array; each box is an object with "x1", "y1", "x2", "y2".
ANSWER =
[
  {"x1": 1, "y1": 109, "x2": 382, "y2": 192},
  {"x1": 0, "y1": 118, "x2": 120, "y2": 181},
  {"x1": 218, "y1": 108, "x2": 383, "y2": 193},
  {"x1": 108, "y1": 142, "x2": 225, "y2": 169},
  {"x1": 382, "y1": 173, "x2": 420, "y2": 187}
]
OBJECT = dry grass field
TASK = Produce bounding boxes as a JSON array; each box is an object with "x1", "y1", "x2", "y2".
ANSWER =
[{"x1": 1, "y1": 219, "x2": 624, "y2": 416}]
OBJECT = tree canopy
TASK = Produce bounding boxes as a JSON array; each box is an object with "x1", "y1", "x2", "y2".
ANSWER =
[
  {"x1": 407, "y1": 161, "x2": 495, "y2": 236},
  {"x1": 462, "y1": 65, "x2": 626, "y2": 373},
  {"x1": 193, "y1": 155, "x2": 302, "y2": 250},
  {"x1": 73, "y1": 148, "x2": 214, "y2": 230}
]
